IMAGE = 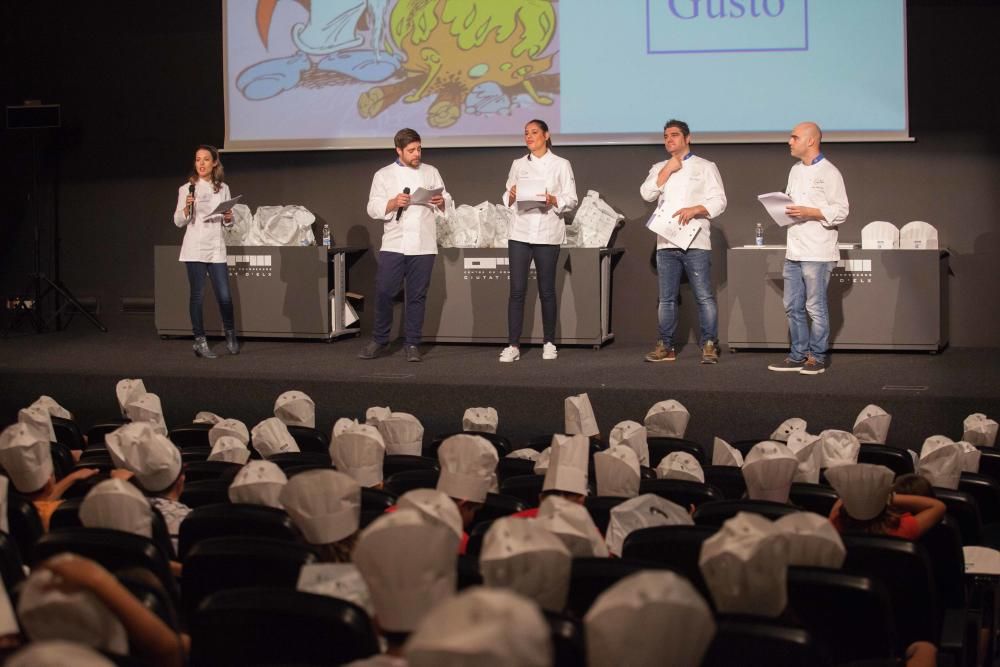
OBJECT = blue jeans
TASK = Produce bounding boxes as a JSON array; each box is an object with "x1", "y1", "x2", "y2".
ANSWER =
[
  {"x1": 782, "y1": 259, "x2": 835, "y2": 363},
  {"x1": 185, "y1": 262, "x2": 234, "y2": 337},
  {"x1": 656, "y1": 248, "x2": 717, "y2": 348},
  {"x1": 507, "y1": 240, "x2": 560, "y2": 345},
  {"x1": 373, "y1": 251, "x2": 435, "y2": 346}
]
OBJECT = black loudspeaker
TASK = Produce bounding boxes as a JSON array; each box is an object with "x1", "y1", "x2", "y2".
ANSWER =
[{"x1": 6, "y1": 104, "x2": 61, "y2": 129}]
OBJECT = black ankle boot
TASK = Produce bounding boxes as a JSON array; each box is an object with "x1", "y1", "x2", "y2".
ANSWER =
[
  {"x1": 225, "y1": 330, "x2": 240, "y2": 355},
  {"x1": 193, "y1": 336, "x2": 217, "y2": 358}
]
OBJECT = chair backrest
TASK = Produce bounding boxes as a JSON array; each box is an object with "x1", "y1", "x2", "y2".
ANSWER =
[
  {"x1": 544, "y1": 610, "x2": 587, "y2": 667},
  {"x1": 840, "y1": 533, "x2": 940, "y2": 651},
  {"x1": 182, "y1": 536, "x2": 318, "y2": 621},
  {"x1": 51, "y1": 416, "x2": 85, "y2": 450},
  {"x1": 975, "y1": 448, "x2": 1000, "y2": 485},
  {"x1": 934, "y1": 488, "x2": 983, "y2": 546},
  {"x1": 918, "y1": 515, "x2": 966, "y2": 609},
  {"x1": 693, "y1": 499, "x2": 798, "y2": 526},
  {"x1": 858, "y1": 444, "x2": 914, "y2": 476},
  {"x1": 5, "y1": 491, "x2": 44, "y2": 563},
  {"x1": 702, "y1": 617, "x2": 831, "y2": 667},
  {"x1": 179, "y1": 479, "x2": 232, "y2": 509},
  {"x1": 788, "y1": 483, "x2": 839, "y2": 517},
  {"x1": 497, "y1": 457, "x2": 538, "y2": 482},
  {"x1": 287, "y1": 425, "x2": 330, "y2": 454},
  {"x1": 620, "y1": 524, "x2": 718, "y2": 599},
  {"x1": 727, "y1": 439, "x2": 764, "y2": 458},
  {"x1": 457, "y1": 553, "x2": 484, "y2": 590},
  {"x1": 182, "y1": 460, "x2": 243, "y2": 483},
  {"x1": 959, "y1": 472, "x2": 1000, "y2": 524},
  {"x1": 189, "y1": 587, "x2": 378, "y2": 666},
  {"x1": 60, "y1": 473, "x2": 111, "y2": 500},
  {"x1": 647, "y1": 437, "x2": 706, "y2": 466},
  {"x1": 472, "y1": 493, "x2": 528, "y2": 528},
  {"x1": 168, "y1": 423, "x2": 212, "y2": 449},
  {"x1": 786, "y1": 566, "x2": 896, "y2": 664},
  {"x1": 427, "y1": 431, "x2": 512, "y2": 459},
  {"x1": 638, "y1": 478, "x2": 723, "y2": 510},
  {"x1": 84, "y1": 420, "x2": 129, "y2": 447},
  {"x1": 0, "y1": 532, "x2": 26, "y2": 591},
  {"x1": 78, "y1": 448, "x2": 114, "y2": 466},
  {"x1": 49, "y1": 442, "x2": 75, "y2": 480},
  {"x1": 382, "y1": 454, "x2": 440, "y2": 478},
  {"x1": 118, "y1": 569, "x2": 181, "y2": 631},
  {"x1": 361, "y1": 486, "x2": 397, "y2": 511},
  {"x1": 180, "y1": 447, "x2": 212, "y2": 463},
  {"x1": 702, "y1": 466, "x2": 747, "y2": 500},
  {"x1": 565, "y1": 557, "x2": 661, "y2": 618},
  {"x1": 265, "y1": 451, "x2": 332, "y2": 472},
  {"x1": 499, "y1": 474, "x2": 546, "y2": 508},
  {"x1": 50, "y1": 496, "x2": 176, "y2": 561},
  {"x1": 178, "y1": 503, "x2": 300, "y2": 560},
  {"x1": 583, "y1": 496, "x2": 627, "y2": 535},
  {"x1": 384, "y1": 469, "x2": 440, "y2": 496},
  {"x1": 465, "y1": 520, "x2": 493, "y2": 558}
]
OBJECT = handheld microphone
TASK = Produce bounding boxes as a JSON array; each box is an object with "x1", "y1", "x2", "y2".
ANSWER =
[
  {"x1": 396, "y1": 187, "x2": 410, "y2": 221},
  {"x1": 187, "y1": 183, "x2": 195, "y2": 219}
]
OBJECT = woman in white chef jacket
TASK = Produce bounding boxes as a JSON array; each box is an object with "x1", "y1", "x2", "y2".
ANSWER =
[
  {"x1": 498, "y1": 119, "x2": 578, "y2": 363},
  {"x1": 172, "y1": 145, "x2": 239, "y2": 358}
]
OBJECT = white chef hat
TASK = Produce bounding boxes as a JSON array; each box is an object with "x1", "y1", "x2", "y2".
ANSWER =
[
  {"x1": 826, "y1": 463, "x2": 895, "y2": 521},
  {"x1": 365, "y1": 406, "x2": 391, "y2": 426},
  {"x1": 279, "y1": 470, "x2": 360, "y2": 544},
  {"x1": 506, "y1": 448, "x2": 540, "y2": 461},
  {"x1": 818, "y1": 429, "x2": 861, "y2": 469},
  {"x1": 957, "y1": 441, "x2": 982, "y2": 473},
  {"x1": 644, "y1": 400, "x2": 689, "y2": 438},
  {"x1": 712, "y1": 437, "x2": 744, "y2": 467},
  {"x1": 609, "y1": 420, "x2": 650, "y2": 466},
  {"x1": 853, "y1": 404, "x2": 892, "y2": 445},
  {"x1": 124, "y1": 392, "x2": 168, "y2": 436},
  {"x1": 397, "y1": 488, "x2": 464, "y2": 541},
  {"x1": 773, "y1": 512, "x2": 846, "y2": 569},
  {"x1": 228, "y1": 460, "x2": 288, "y2": 508},
  {"x1": 377, "y1": 412, "x2": 424, "y2": 456},
  {"x1": 17, "y1": 564, "x2": 129, "y2": 654},
  {"x1": 296, "y1": 562, "x2": 374, "y2": 617},
  {"x1": 742, "y1": 441, "x2": 798, "y2": 503},
  {"x1": 536, "y1": 495, "x2": 609, "y2": 557},
  {"x1": 19, "y1": 405, "x2": 56, "y2": 443},
  {"x1": 463, "y1": 407, "x2": 499, "y2": 434},
  {"x1": 542, "y1": 434, "x2": 590, "y2": 496},
  {"x1": 80, "y1": 478, "x2": 154, "y2": 539},
  {"x1": 330, "y1": 423, "x2": 386, "y2": 488},
  {"x1": 860, "y1": 220, "x2": 900, "y2": 250},
  {"x1": 6, "y1": 640, "x2": 116, "y2": 667},
  {"x1": 406, "y1": 587, "x2": 552, "y2": 667},
  {"x1": 699, "y1": 512, "x2": 789, "y2": 617},
  {"x1": 115, "y1": 378, "x2": 146, "y2": 418},
  {"x1": 250, "y1": 417, "x2": 300, "y2": 458},
  {"x1": 918, "y1": 435, "x2": 963, "y2": 490},
  {"x1": 208, "y1": 435, "x2": 251, "y2": 464},
  {"x1": 331, "y1": 417, "x2": 360, "y2": 439},
  {"x1": 192, "y1": 411, "x2": 223, "y2": 425},
  {"x1": 0, "y1": 422, "x2": 54, "y2": 493},
  {"x1": 105, "y1": 422, "x2": 181, "y2": 493},
  {"x1": 585, "y1": 570, "x2": 715, "y2": 667},
  {"x1": 899, "y1": 220, "x2": 938, "y2": 250},
  {"x1": 963, "y1": 413, "x2": 998, "y2": 448},
  {"x1": 594, "y1": 445, "x2": 641, "y2": 498},
  {"x1": 656, "y1": 451, "x2": 705, "y2": 483},
  {"x1": 565, "y1": 393, "x2": 599, "y2": 438},
  {"x1": 786, "y1": 430, "x2": 822, "y2": 484},
  {"x1": 274, "y1": 390, "x2": 316, "y2": 428},
  {"x1": 480, "y1": 516, "x2": 571, "y2": 612},
  {"x1": 533, "y1": 447, "x2": 551, "y2": 473},
  {"x1": 437, "y1": 434, "x2": 498, "y2": 504},
  {"x1": 770, "y1": 417, "x2": 807, "y2": 442},
  {"x1": 604, "y1": 494, "x2": 693, "y2": 558},
  {"x1": 29, "y1": 395, "x2": 73, "y2": 421},
  {"x1": 354, "y1": 509, "x2": 458, "y2": 633},
  {"x1": 208, "y1": 418, "x2": 250, "y2": 447}
]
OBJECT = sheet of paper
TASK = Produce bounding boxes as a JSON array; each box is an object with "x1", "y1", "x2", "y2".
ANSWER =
[
  {"x1": 645, "y1": 207, "x2": 701, "y2": 250},
  {"x1": 516, "y1": 178, "x2": 547, "y2": 210},
  {"x1": 209, "y1": 194, "x2": 243, "y2": 216},
  {"x1": 756, "y1": 192, "x2": 798, "y2": 227},
  {"x1": 410, "y1": 186, "x2": 443, "y2": 206}
]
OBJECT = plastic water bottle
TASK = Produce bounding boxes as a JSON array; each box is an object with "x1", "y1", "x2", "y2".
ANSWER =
[
  {"x1": 322, "y1": 224, "x2": 331, "y2": 248},
  {"x1": 755, "y1": 223, "x2": 764, "y2": 246}
]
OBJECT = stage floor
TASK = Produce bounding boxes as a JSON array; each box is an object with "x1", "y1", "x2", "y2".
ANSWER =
[{"x1": 2, "y1": 315, "x2": 997, "y2": 452}]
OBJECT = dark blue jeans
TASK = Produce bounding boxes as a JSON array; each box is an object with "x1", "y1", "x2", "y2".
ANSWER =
[
  {"x1": 185, "y1": 261, "x2": 234, "y2": 337},
  {"x1": 373, "y1": 251, "x2": 435, "y2": 346},
  {"x1": 655, "y1": 248, "x2": 718, "y2": 348},
  {"x1": 507, "y1": 240, "x2": 560, "y2": 345}
]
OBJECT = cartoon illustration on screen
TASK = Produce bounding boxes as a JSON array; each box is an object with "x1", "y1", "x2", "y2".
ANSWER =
[{"x1": 236, "y1": 0, "x2": 559, "y2": 129}]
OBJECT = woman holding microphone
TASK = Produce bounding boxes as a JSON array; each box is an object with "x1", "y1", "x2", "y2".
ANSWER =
[
  {"x1": 499, "y1": 119, "x2": 578, "y2": 363},
  {"x1": 172, "y1": 144, "x2": 239, "y2": 358}
]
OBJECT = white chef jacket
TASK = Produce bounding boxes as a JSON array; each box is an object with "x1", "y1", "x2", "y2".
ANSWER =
[
  {"x1": 503, "y1": 151, "x2": 578, "y2": 245},
  {"x1": 367, "y1": 162, "x2": 449, "y2": 256},
  {"x1": 173, "y1": 180, "x2": 232, "y2": 263},
  {"x1": 784, "y1": 157, "x2": 849, "y2": 262},
  {"x1": 639, "y1": 154, "x2": 727, "y2": 251}
]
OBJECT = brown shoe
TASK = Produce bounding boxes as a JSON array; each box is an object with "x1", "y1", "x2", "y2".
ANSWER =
[
  {"x1": 645, "y1": 341, "x2": 676, "y2": 362},
  {"x1": 701, "y1": 341, "x2": 719, "y2": 364}
]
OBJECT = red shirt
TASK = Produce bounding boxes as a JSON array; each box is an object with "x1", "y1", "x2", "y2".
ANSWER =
[{"x1": 830, "y1": 511, "x2": 920, "y2": 539}]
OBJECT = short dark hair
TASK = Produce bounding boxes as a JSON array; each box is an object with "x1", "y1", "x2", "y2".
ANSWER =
[
  {"x1": 664, "y1": 119, "x2": 690, "y2": 137},
  {"x1": 893, "y1": 473, "x2": 936, "y2": 499},
  {"x1": 394, "y1": 128, "x2": 421, "y2": 150}
]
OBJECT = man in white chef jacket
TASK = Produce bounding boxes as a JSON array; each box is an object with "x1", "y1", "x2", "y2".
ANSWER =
[
  {"x1": 360, "y1": 128, "x2": 450, "y2": 363},
  {"x1": 767, "y1": 122, "x2": 849, "y2": 376}
]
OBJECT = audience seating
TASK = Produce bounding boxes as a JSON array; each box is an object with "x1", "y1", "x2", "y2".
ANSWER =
[
  {"x1": 500, "y1": 474, "x2": 545, "y2": 508},
  {"x1": 381, "y1": 454, "x2": 438, "y2": 479},
  {"x1": 702, "y1": 617, "x2": 831, "y2": 667},
  {"x1": 858, "y1": 443, "x2": 915, "y2": 476},
  {"x1": 179, "y1": 447, "x2": 212, "y2": 462},
  {"x1": 182, "y1": 460, "x2": 242, "y2": 483},
  {"x1": 471, "y1": 493, "x2": 527, "y2": 527},
  {"x1": 51, "y1": 415, "x2": 85, "y2": 451},
  {"x1": 84, "y1": 420, "x2": 129, "y2": 446},
  {"x1": 497, "y1": 456, "x2": 537, "y2": 482},
  {"x1": 427, "y1": 431, "x2": 513, "y2": 458},
  {"x1": 0, "y1": 532, "x2": 26, "y2": 591},
  {"x1": 384, "y1": 469, "x2": 439, "y2": 496},
  {"x1": 647, "y1": 437, "x2": 706, "y2": 466},
  {"x1": 49, "y1": 442, "x2": 75, "y2": 480},
  {"x1": 457, "y1": 553, "x2": 484, "y2": 590},
  {"x1": 976, "y1": 448, "x2": 1000, "y2": 484},
  {"x1": 565, "y1": 557, "x2": 662, "y2": 618},
  {"x1": 117, "y1": 568, "x2": 181, "y2": 631},
  {"x1": 177, "y1": 503, "x2": 301, "y2": 560},
  {"x1": 168, "y1": 423, "x2": 212, "y2": 449},
  {"x1": 693, "y1": 498, "x2": 799, "y2": 526},
  {"x1": 50, "y1": 496, "x2": 176, "y2": 560},
  {"x1": 935, "y1": 488, "x2": 984, "y2": 546},
  {"x1": 638, "y1": 478, "x2": 723, "y2": 510},
  {"x1": 702, "y1": 465, "x2": 746, "y2": 500},
  {"x1": 583, "y1": 496, "x2": 627, "y2": 535},
  {"x1": 960, "y1": 473, "x2": 1000, "y2": 525},
  {"x1": 359, "y1": 487, "x2": 396, "y2": 528},
  {"x1": 60, "y1": 473, "x2": 111, "y2": 500},
  {"x1": 264, "y1": 451, "x2": 332, "y2": 472},
  {"x1": 189, "y1": 587, "x2": 379, "y2": 667},
  {"x1": 5, "y1": 491, "x2": 44, "y2": 563},
  {"x1": 620, "y1": 524, "x2": 718, "y2": 599},
  {"x1": 788, "y1": 483, "x2": 839, "y2": 517},
  {"x1": 544, "y1": 610, "x2": 587, "y2": 667},
  {"x1": 179, "y1": 479, "x2": 232, "y2": 508},
  {"x1": 286, "y1": 425, "x2": 330, "y2": 454}
]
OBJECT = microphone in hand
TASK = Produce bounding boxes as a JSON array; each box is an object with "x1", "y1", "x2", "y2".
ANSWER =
[
  {"x1": 396, "y1": 187, "x2": 410, "y2": 221},
  {"x1": 187, "y1": 183, "x2": 195, "y2": 219}
]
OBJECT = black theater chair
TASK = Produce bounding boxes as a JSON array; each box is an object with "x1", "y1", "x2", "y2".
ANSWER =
[
  {"x1": 647, "y1": 437, "x2": 706, "y2": 466},
  {"x1": 960, "y1": 473, "x2": 1000, "y2": 525},
  {"x1": 265, "y1": 451, "x2": 332, "y2": 473},
  {"x1": 384, "y1": 469, "x2": 439, "y2": 496},
  {"x1": 182, "y1": 460, "x2": 242, "y2": 483},
  {"x1": 702, "y1": 617, "x2": 831, "y2": 667},
  {"x1": 472, "y1": 493, "x2": 527, "y2": 527},
  {"x1": 360, "y1": 486, "x2": 397, "y2": 528},
  {"x1": 620, "y1": 524, "x2": 718, "y2": 599},
  {"x1": 858, "y1": 443, "x2": 915, "y2": 476},
  {"x1": 180, "y1": 447, "x2": 212, "y2": 463},
  {"x1": 500, "y1": 474, "x2": 546, "y2": 508},
  {"x1": 545, "y1": 610, "x2": 587, "y2": 667},
  {"x1": 565, "y1": 557, "x2": 661, "y2": 619},
  {"x1": 168, "y1": 423, "x2": 212, "y2": 449},
  {"x1": 50, "y1": 496, "x2": 176, "y2": 561},
  {"x1": 51, "y1": 416, "x2": 85, "y2": 451},
  {"x1": 935, "y1": 488, "x2": 984, "y2": 546},
  {"x1": 702, "y1": 465, "x2": 747, "y2": 500},
  {"x1": 0, "y1": 532, "x2": 26, "y2": 591},
  {"x1": 287, "y1": 425, "x2": 330, "y2": 454},
  {"x1": 382, "y1": 454, "x2": 439, "y2": 478},
  {"x1": 49, "y1": 442, "x2": 75, "y2": 480},
  {"x1": 584, "y1": 496, "x2": 627, "y2": 535},
  {"x1": 177, "y1": 503, "x2": 301, "y2": 560},
  {"x1": 788, "y1": 482, "x2": 839, "y2": 517},
  {"x1": 427, "y1": 431, "x2": 512, "y2": 458},
  {"x1": 5, "y1": 491, "x2": 44, "y2": 564},
  {"x1": 976, "y1": 448, "x2": 1000, "y2": 484},
  {"x1": 638, "y1": 478, "x2": 723, "y2": 510},
  {"x1": 457, "y1": 553, "x2": 484, "y2": 590},
  {"x1": 465, "y1": 520, "x2": 494, "y2": 559},
  {"x1": 497, "y1": 456, "x2": 538, "y2": 482},
  {"x1": 693, "y1": 498, "x2": 798, "y2": 526},
  {"x1": 179, "y1": 478, "x2": 232, "y2": 508},
  {"x1": 85, "y1": 420, "x2": 129, "y2": 447}
]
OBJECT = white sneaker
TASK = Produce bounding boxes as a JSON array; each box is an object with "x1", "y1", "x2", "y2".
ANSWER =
[
  {"x1": 499, "y1": 345, "x2": 520, "y2": 363},
  {"x1": 542, "y1": 342, "x2": 558, "y2": 360}
]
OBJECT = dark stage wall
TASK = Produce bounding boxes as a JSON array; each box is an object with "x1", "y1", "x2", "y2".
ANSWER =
[{"x1": 2, "y1": 1, "x2": 998, "y2": 347}]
